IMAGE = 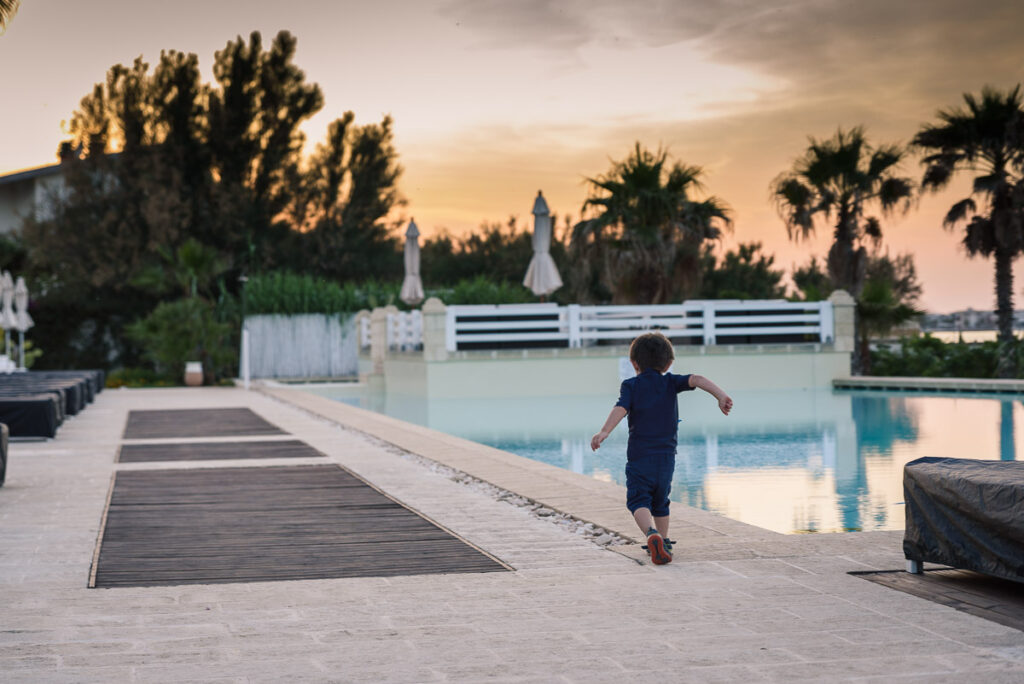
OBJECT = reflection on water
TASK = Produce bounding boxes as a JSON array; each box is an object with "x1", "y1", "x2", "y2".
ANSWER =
[{"x1": 314, "y1": 385, "x2": 1021, "y2": 534}]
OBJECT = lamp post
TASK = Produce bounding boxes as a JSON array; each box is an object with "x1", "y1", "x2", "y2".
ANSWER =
[{"x1": 239, "y1": 274, "x2": 249, "y2": 389}]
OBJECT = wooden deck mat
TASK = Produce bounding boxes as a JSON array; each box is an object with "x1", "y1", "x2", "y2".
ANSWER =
[
  {"x1": 123, "y1": 408, "x2": 287, "y2": 439},
  {"x1": 91, "y1": 464, "x2": 509, "y2": 587},
  {"x1": 117, "y1": 440, "x2": 324, "y2": 463},
  {"x1": 852, "y1": 569, "x2": 1024, "y2": 631}
]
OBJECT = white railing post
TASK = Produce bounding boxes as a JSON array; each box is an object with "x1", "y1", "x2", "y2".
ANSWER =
[
  {"x1": 702, "y1": 302, "x2": 716, "y2": 346},
  {"x1": 567, "y1": 304, "x2": 581, "y2": 348},
  {"x1": 241, "y1": 327, "x2": 250, "y2": 390},
  {"x1": 411, "y1": 310, "x2": 423, "y2": 349},
  {"x1": 828, "y1": 290, "x2": 856, "y2": 352},
  {"x1": 422, "y1": 298, "x2": 448, "y2": 361},
  {"x1": 818, "y1": 300, "x2": 834, "y2": 344},
  {"x1": 370, "y1": 307, "x2": 389, "y2": 374},
  {"x1": 445, "y1": 306, "x2": 457, "y2": 352},
  {"x1": 355, "y1": 310, "x2": 371, "y2": 349},
  {"x1": 385, "y1": 305, "x2": 400, "y2": 350}
]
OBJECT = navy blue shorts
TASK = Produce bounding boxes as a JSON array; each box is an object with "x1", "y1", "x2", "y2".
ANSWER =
[{"x1": 625, "y1": 453, "x2": 674, "y2": 517}]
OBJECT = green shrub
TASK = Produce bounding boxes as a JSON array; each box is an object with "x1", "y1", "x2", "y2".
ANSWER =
[
  {"x1": 430, "y1": 276, "x2": 535, "y2": 305},
  {"x1": 871, "y1": 334, "x2": 1021, "y2": 378},
  {"x1": 106, "y1": 367, "x2": 175, "y2": 388},
  {"x1": 126, "y1": 298, "x2": 236, "y2": 384}
]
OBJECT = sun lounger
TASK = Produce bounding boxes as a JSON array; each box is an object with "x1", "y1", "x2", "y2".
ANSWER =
[
  {"x1": 30, "y1": 370, "x2": 105, "y2": 402},
  {"x1": 903, "y1": 457, "x2": 1024, "y2": 583},
  {"x1": 0, "y1": 394, "x2": 61, "y2": 438},
  {"x1": 0, "y1": 370, "x2": 103, "y2": 416},
  {"x1": 0, "y1": 389, "x2": 65, "y2": 425}
]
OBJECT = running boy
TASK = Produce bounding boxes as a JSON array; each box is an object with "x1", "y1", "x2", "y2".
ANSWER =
[{"x1": 591, "y1": 332, "x2": 732, "y2": 564}]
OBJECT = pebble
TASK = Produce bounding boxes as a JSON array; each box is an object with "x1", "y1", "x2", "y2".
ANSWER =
[{"x1": 336, "y1": 426, "x2": 633, "y2": 550}]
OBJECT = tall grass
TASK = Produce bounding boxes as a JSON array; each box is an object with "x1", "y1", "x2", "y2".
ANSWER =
[
  {"x1": 244, "y1": 272, "x2": 538, "y2": 315},
  {"x1": 244, "y1": 273, "x2": 399, "y2": 315}
]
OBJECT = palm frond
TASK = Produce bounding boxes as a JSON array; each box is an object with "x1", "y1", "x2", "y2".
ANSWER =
[
  {"x1": 877, "y1": 176, "x2": 914, "y2": 213},
  {"x1": 972, "y1": 173, "x2": 1005, "y2": 195},
  {"x1": 863, "y1": 216, "x2": 882, "y2": 244},
  {"x1": 920, "y1": 162, "x2": 953, "y2": 190},
  {"x1": 772, "y1": 176, "x2": 815, "y2": 240},
  {"x1": 867, "y1": 145, "x2": 904, "y2": 178},
  {"x1": 0, "y1": 0, "x2": 20, "y2": 34},
  {"x1": 963, "y1": 215, "x2": 996, "y2": 256},
  {"x1": 943, "y1": 198, "x2": 977, "y2": 228}
]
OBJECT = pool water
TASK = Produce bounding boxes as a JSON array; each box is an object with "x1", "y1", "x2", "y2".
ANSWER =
[{"x1": 311, "y1": 385, "x2": 1022, "y2": 534}]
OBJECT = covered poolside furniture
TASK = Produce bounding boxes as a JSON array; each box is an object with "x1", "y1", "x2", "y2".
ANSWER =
[
  {"x1": 31, "y1": 370, "x2": 104, "y2": 401},
  {"x1": 0, "y1": 369, "x2": 101, "y2": 438},
  {"x1": 0, "y1": 388, "x2": 66, "y2": 425},
  {"x1": 903, "y1": 457, "x2": 1024, "y2": 583},
  {"x1": 0, "y1": 370, "x2": 104, "y2": 417},
  {"x1": 0, "y1": 394, "x2": 61, "y2": 438}
]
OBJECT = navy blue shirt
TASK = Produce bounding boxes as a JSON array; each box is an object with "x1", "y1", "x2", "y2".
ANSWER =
[{"x1": 615, "y1": 370, "x2": 695, "y2": 460}]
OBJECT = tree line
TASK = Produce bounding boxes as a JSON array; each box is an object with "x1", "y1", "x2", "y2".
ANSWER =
[{"x1": 4, "y1": 30, "x2": 1023, "y2": 380}]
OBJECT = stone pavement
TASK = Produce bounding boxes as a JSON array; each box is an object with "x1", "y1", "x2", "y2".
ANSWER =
[{"x1": 1, "y1": 387, "x2": 1022, "y2": 683}]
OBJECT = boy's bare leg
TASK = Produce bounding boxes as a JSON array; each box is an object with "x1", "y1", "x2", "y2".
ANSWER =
[
  {"x1": 632, "y1": 507, "x2": 655, "y2": 534},
  {"x1": 654, "y1": 516, "x2": 669, "y2": 538}
]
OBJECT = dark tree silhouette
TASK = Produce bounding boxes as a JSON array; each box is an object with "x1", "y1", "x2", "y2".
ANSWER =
[
  {"x1": 571, "y1": 144, "x2": 731, "y2": 304},
  {"x1": 913, "y1": 85, "x2": 1024, "y2": 378},
  {"x1": 773, "y1": 127, "x2": 914, "y2": 373}
]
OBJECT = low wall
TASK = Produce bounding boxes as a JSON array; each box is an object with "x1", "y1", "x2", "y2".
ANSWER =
[
  {"x1": 369, "y1": 343, "x2": 851, "y2": 399},
  {"x1": 245, "y1": 314, "x2": 357, "y2": 379}
]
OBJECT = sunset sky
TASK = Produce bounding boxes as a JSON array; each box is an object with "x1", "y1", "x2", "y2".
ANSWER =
[{"x1": 3, "y1": 0, "x2": 1023, "y2": 312}]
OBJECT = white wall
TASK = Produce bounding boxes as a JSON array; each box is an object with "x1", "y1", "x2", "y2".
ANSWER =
[{"x1": 379, "y1": 344, "x2": 851, "y2": 399}]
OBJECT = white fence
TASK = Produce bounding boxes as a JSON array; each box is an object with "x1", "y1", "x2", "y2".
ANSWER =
[
  {"x1": 361, "y1": 310, "x2": 423, "y2": 351},
  {"x1": 388, "y1": 310, "x2": 422, "y2": 350},
  {"x1": 245, "y1": 314, "x2": 358, "y2": 378},
  {"x1": 362, "y1": 300, "x2": 834, "y2": 352}
]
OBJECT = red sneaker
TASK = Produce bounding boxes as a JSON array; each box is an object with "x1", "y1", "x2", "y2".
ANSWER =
[{"x1": 646, "y1": 529, "x2": 672, "y2": 565}]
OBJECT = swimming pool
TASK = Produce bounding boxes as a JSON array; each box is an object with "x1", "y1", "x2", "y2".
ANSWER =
[{"x1": 308, "y1": 384, "x2": 1021, "y2": 534}]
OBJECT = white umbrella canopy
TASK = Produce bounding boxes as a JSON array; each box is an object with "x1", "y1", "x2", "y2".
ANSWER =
[
  {"x1": 0, "y1": 271, "x2": 15, "y2": 359},
  {"x1": 399, "y1": 218, "x2": 425, "y2": 306},
  {"x1": 523, "y1": 190, "x2": 563, "y2": 297},
  {"x1": 14, "y1": 276, "x2": 32, "y2": 332},
  {"x1": 0, "y1": 271, "x2": 15, "y2": 328}
]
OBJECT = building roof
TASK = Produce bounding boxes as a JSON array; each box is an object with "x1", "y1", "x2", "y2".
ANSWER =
[{"x1": 0, "y1": 162, "x2": 62, "y2": 188}]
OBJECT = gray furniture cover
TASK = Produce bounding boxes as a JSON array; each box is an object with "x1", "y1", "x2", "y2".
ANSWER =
[
  {"x1": 0, "y1": 422, "x2": 7, "y2": 486},
  {"x1": 903, "y1": 457, "x2": 1024, "y2": 583}
]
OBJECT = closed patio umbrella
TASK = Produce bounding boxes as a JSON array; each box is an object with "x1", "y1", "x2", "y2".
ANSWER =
[
  {"x1": 0, "y1": 271, "x2": 15, "y2": 360},
  {"x1": 13, "y1": 276, "x2": 33, "y2": 370},
  {"x1": 399, "y1": 219, "x2": 425, "y2": 306},
  {"x1": 523, "y1": 191, "x2": 562, "y2": 298}
]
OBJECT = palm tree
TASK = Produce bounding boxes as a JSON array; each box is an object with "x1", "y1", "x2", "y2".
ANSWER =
[
  {"x1": 0, "y1": 0, "x2": 19, "y2": 34},
  {"x1": 913, "y1": 85, "x2": 1024, "y2": 378},
  {"x1": 772, "y1": 127, "x2": 914, "y2": 298},
  {"x1": 570, "y1": 143, "x2": 731, "y2": 304},
  {"x1": 772, "y1": 127, "x2": 914, "y2": 373},
  {"x1": 856, "y1": 278, "x2": 922, "y2": 375}
]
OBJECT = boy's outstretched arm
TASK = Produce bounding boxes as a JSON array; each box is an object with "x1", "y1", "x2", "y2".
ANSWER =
[
  {"x1": 689, "y1": 374, "x2": 733, "y2": 415},
  {"x1": 591, "y1": 406, "x2": 627, "y2": 450}
]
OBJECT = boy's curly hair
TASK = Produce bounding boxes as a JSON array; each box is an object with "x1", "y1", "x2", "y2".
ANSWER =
[{"x1": 629, "y1": 332, "x2": 674, "y2": 372}]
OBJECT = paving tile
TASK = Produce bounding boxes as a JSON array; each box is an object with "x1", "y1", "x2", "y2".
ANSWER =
[{"x1": 3, "y1": 386, "x2": 1023, "y2": 683}]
